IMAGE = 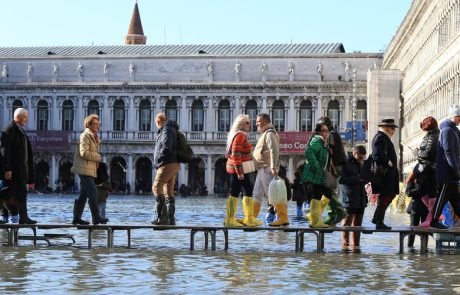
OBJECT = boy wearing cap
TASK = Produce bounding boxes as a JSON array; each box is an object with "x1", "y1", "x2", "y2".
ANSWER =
[{"x1": 431, "y1": 105, "x2": 460, "y2": 229}]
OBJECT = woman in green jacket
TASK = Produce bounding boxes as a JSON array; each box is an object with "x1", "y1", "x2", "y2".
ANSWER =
[{"x1": 303, "y1": 123, "x2": 332, "y2": 228}]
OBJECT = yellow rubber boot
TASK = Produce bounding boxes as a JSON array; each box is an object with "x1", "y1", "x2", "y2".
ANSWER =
[
  {"x1": 309, "y1": 199, "x2": 328, "y2": 228},
  {"x1": 306, "y1": 196, "x2": 328, "y2": 220},
  {"x1": 242, "y1": 196, "x2": 262, "y2": 227},
  {"x1": 224, "y1": 196, "x2": 243, "y2": 227},
  {"x1": 269, "y1": 203, "x2": 290, "y2": 226}
]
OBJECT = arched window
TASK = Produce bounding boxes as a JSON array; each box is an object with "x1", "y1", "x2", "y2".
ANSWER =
[
  {"x1": 191, "y1": 100, "x2": 204, "y2": 131},
  {"x1": 272, "y1": 100, "x2": 285, "y2": 132},
  {"x1": 327, "y1": 100, "x2": 340, "y2": 131},
  {"x1": 113, "y1": 99, "x2": 125, "y2": 131},
  {"x1": 245, "y1": 99, "x2": 258, "y2": 132},
  {"x1": 165, "y1": 100, "x2": 177, "y2": 123},
  {"x1": 299, "y1": 100, "x2": 313, "y2": 131},
  {"x1": 87, "y1": 100, "x2": 100, "y2": 116},
  {"x1": 12, "y1": 100, "x2": 23, "y2": 118},
  {"x1": 139, "y1": 99, "x2": 151, "y2": 131},
  {"x1": 37, "y1": 100, "x2": 49, "y2": 131},
  {"x1": 62, "y1": 100, "x2": 74, "y2": 131},
  {"x1": 218, "y1": 100, "x2": 231, "y2": 132}
]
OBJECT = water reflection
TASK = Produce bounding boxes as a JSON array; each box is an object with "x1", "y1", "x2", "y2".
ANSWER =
[{"x1": 0, "y1": 194, "x2": 458, "y2": 293}]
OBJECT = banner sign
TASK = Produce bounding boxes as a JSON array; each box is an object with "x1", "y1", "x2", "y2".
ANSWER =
[
  {"x1": 278, "y1": 131, "x2": 312, "y2": 154},
  {"x1": 26, "y1": 131, "x2": 73, "y2": 152}
]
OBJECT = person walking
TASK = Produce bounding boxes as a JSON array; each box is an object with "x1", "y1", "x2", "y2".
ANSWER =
[
  {"x1": 303, "y1": 123, "x2": 332, "y2": 228},
  {"x1": 152, "y1": 113, "x2": 180, "y2": 225},
  {"x1": 370, "y1": 118, "x2": 399, "y2": 230},
  {"x1": 431, "y1": 105, "x2": 460, "y2": 229},
  {"x1": 223, "y1": 114, "x2": 261, "y2": 227},
  {"x1": 3, "y1": 108, "x2": 37, "y2": 224},
  {"x1": 339, "y1": 145, "x2": 368, "y2": 252},
  {"x1": 317, "y1": 117, "x2": 346, "y2": 225},
  {"x1": 291, "y1": 171, "x2": 306, "y2": 219},
  {"x1": 70, "y1": 114, "x2": 108, "y2": 225},
  {"x1": 414, "y1": 116, "x2": 439, "y2": 228},
  {"x1": 252, "y1": 113, "x2": 287, "y2": 226}
]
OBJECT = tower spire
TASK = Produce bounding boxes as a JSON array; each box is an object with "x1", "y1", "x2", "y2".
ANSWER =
[{"x1": 125, "y1": 1, "x2": 147, "y2": 45}]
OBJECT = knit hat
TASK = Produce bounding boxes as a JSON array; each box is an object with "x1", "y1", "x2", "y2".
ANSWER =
[{"x1": 448, "y1": 104, "x2": 460, "y2": 118}]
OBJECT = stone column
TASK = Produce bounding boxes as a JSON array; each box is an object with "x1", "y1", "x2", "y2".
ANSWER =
[
  {"x1": 314, "y1": 96, "x2": 322, "y2": 124},
  {"x1": 206, "y1": 97, "x2": 213, "y2": 133},
  {"x1": 1, "y1": 96, "x2": 7, "y2": 129},
  {"x1": 52, "y1": 96, "x2": 59, "y2": 130},
  {"x1": 262, "y1": 96, "x2": 268, "y2": 113},
  {"x1": 234, "y1": 96, "x2": 241, "y2": 116},
  {"x1": 344, "y1": 96, "x2": 350, "y2": 130},
  {"x1": 206, "y1": 155, "x2": 213, "y2": 193},
  {"x1": 76, "y1": 96, "x2": 84, "y2": 131},
  {"x1": 102, "y1": 96, "x2": 110, "y2": 132},
  {"x1": 128, "y1": 154, "x2": 134, "y2": 192},
  {"x1": 288, "y1": 96, "x2": 295, "y2": 131},
  {"x1": 180, "y1": 96, "x2": 188, "y2": 130},
  {"x1": 50, "y1": 154, "x2": 57, "y2": 192},
  {"x1": 288, "y1": 156, "x2": 294, "y2": 182},
  {"x1": 128, "y1": 96, "x2": 135, "y2": 131},
  {"x1": 26, "y1": 97, "x2": 34, "y2": 130}
]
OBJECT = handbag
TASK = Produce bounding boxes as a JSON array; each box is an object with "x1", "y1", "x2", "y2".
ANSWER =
[
  {"x1": 324, "y1": 169, "x2": 337, "y2": 189},
  {"x1": 242, "y1": 160, "x2": 256, "y2": 174}
]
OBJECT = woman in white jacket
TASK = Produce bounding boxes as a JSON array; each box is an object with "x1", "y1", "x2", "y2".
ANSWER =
[{"x1": 70, "y1": 114, "x2": 108, "y2": 225}]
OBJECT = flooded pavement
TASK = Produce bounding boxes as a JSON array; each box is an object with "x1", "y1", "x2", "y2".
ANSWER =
[{"x1": 1, "y1": 194, "x2": 459, "y2": 294}]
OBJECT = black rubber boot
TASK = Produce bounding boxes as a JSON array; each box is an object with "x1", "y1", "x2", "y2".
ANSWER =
[
  {"x1": 373, "y1": 205, "x2": 391, "y2": 230},
  {"x1": 72, "y1": 199, "x2": 90, "y2": 225},
  {"x1": 152, "y1": 195, "x2": 168, "y2": 225},
  {"x1": 88, "y1": 194, "x2": 108, "y2": 225},
  {"x1": 166, "y1": 197, "x2": 176, "y2": 225},
  {"x1": 17, "y1": 198, "x2": 37, "y2": 225}
]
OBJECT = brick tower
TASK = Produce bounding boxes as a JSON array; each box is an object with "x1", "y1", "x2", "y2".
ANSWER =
[{"x1": 125, "y1": 1, "x2": 147, "y2": 45}]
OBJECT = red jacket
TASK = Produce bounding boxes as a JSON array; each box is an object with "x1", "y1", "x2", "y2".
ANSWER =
[{"x1": 226, "y1": 132, "x2": 252, "y2": 175}]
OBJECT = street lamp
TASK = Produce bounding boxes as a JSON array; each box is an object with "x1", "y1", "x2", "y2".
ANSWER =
[{"x1": 351, "y1": 68, "x2": 357, "y2": 147}]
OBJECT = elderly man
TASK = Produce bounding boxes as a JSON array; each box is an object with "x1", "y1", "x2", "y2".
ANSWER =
[
  {"x1": 152, "y1": 113, "x2": 180, "y2": 225},
  {"x1": 3, "y1": 108, "x2": 37, "y2": 224},
  {"x1": 252, "y1": 113, "x2": 287, "y2": 226}
]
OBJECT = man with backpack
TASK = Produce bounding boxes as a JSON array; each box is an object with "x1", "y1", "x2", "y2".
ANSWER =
[{"x1": 152, "y1": 113, "x2": 180, "y2": 225}]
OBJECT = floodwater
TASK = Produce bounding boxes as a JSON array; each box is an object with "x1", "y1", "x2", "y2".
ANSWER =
[{"x1": 1, "y1": 194, "x2": 460, "y2": 294}]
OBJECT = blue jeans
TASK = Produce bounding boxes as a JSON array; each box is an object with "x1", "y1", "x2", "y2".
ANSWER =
[{"x1": 78, "y1": 175, "x2": 98, "y2": 208}]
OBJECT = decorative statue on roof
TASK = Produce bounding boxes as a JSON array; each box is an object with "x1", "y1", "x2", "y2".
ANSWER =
[
  {"x1": 261, "y1": 62, "x2": 268, "y2": 74},
  {"x1": 53, "y1": 64, "x2": 58, "y2": 76},
  {"x1": 316, "y1": 61, "x2": 323, "y2": 76},
  {"x1": 104, "y1": 63, "x2": 109, "y2": 77},
  {"x1": 1, "y1": 63, "x2": 7, "y2": 78},
  {"x1": 344, "y1": 60, "x2": 350, "y2": 76},
  {"x1": 288, "y1": 62, "x2": 295, "y2": 81},
  {"x1": 27, "y1": 62, "x2": 33, "y2": 77},
  {"x1": 129, "y1": 62, "x2": 135, "y2": 77},
  {"x1": 234, "y1": 61, "x2": 241, "y2": 81},
  {"x1": 207, "y1": 61, "x2": 214, "y2": 79},
  {"x1": 77, "y1": 63, "x2": 84, "y2": 77}
]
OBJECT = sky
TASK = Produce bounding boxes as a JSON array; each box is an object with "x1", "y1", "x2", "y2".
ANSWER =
[{"x1": 1, "y1": 0, "x2": 413, "y2": 53}]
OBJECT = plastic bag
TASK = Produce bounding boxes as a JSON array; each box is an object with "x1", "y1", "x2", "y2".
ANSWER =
[{"x1": 268, "y1": 177, "x2": 287, "y2": 205}]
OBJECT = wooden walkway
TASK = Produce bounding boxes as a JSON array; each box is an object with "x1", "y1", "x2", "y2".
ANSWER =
[{"x1": 1, "y1": 223, "x2": 459, "y2": 254}]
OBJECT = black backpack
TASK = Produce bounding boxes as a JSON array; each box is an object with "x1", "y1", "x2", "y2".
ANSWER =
[
  {"x1": 176, "y1": 131, "x2": 193, "y2": 163},
  {"x1": 96, "y1": 162, "x2": 109, "y2": 185}
]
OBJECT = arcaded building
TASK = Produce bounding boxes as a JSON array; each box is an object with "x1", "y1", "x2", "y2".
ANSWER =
[
  {"x1": 0, "y1": 3, "x2": 379, "y2": 194},
  {"x1": 379, "y1": 0, "x2": 460, "y2": 171}
]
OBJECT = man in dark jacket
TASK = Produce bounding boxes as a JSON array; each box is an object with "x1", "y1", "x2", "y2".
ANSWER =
[
  {"x1": 3, "y1": 108, "x2": 37, "y2": 224},
  {"x1": 371, "y1": 118, "x2": 399, "y2": 230},
  {"x1": 318, "y1": 117, "x2": 346, "y2": 225},
  {"x1": 152, "y1": 113, "x2": 180, "y2": 225},
  {"x1": 431, "y1": 105, "x2": 460, "y2": 229}
]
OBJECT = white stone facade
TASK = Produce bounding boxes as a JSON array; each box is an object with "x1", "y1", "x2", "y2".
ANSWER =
[
  {"x1": 382, "y1": 0, "x2": 460, "y2": 171},
  {"x1": 0, "y1": 50, "x2": 379, "y2": 194}
]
